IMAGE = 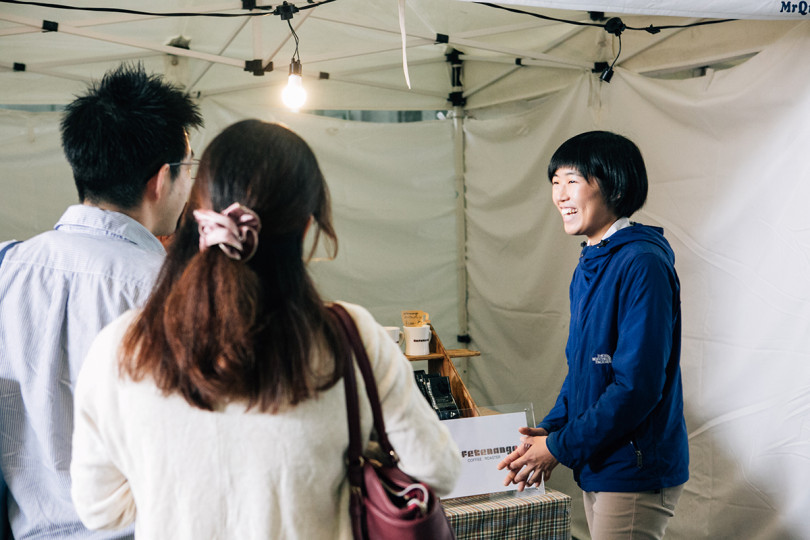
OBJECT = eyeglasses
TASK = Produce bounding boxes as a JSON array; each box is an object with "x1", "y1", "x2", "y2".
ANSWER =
[{"x1": 167, "y1": 158, "x2": 200, "y2": 180}]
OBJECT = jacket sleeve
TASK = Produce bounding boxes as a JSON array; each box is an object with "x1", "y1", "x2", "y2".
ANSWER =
[
  {"x1": 70, "y1": 317, "x2": 137, "y2": 531},
  {"x1": 546, "y1": 252, "x2": 677, "y2": 469},
  {"x1": 339, "y1": 302, "x2": 462, "y2": 497},
  {"x1": 538, "y1": 372, "x2": 570, "y2": 432}
]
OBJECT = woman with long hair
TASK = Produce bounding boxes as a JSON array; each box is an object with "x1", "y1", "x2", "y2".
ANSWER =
[{"x1": 70, "y1": 119, "x2": 461, "y2": 538}]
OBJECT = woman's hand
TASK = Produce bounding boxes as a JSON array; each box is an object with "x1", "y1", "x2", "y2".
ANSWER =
[{"x1": 496, "y1": 427, "x2": 559, "y2": 491}]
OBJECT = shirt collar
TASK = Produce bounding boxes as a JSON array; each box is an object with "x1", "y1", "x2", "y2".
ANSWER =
[
  {"x1": 602, "y1": 216, "x2": 631, "y2": 242},
  {"x1": 584, "y1": 217, "x2": 632, "y2": 247},
  {"x1": 54, "y1": 204, "x2": 166, "y2": 254}
]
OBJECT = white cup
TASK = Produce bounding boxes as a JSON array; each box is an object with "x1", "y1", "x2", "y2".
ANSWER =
[
  {"x1": 383, "y1": 326, "x2": 403, "y2": 345},
  {"x1": 404, "y1": 325, "x2": 432, "y2": 356}
]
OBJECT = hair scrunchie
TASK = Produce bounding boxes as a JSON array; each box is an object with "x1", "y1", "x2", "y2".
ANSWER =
[{"x1": 193, "y1": 203, "x2": 262, "y2": 262}]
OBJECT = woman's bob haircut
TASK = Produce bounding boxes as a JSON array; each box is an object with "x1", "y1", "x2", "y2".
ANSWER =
[{"x1": 547, "y1": 131, "x2": 648, "y2": 218}]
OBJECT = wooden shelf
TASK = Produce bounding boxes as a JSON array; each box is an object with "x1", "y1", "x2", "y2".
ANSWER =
[
  {"x1": 404, "y1": 350, "x2": 480, "y2": 361},
  {"x1": 406, "y1": 325, "x2": 480, "y2": 417},
  {"x1": 446, "y1": 349, "x2": 481, "y2": 359},
  {"x1": 405, "y1": 353, "x2": 444, "y2": 360}
]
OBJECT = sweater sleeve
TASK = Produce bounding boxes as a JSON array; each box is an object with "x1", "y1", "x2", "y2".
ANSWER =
[
  {"x1": 546, "y1": 252, "x2": 677, "y2": 469},
  {"x1": 337, "y1": 302, "x2": 462, "y2": 496},
  {"x1": 70, "y1": 313, "x2": 137, "y2": 530}
]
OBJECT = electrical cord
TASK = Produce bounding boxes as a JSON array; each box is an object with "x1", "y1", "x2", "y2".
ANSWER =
[
  {"x1": 0, "y1": 0, "x2": 336, "y2": 17},
  {"x1": 476, "y1": 2, "x2": 736, "y2": 34}
]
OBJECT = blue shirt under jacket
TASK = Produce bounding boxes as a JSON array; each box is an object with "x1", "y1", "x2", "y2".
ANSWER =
[
  {"x1": 0, "y1": 205, "x2": 165, "y2": 539},
  {"x1": 538, "y1": 223, "x2": 689, "y2": 493}
]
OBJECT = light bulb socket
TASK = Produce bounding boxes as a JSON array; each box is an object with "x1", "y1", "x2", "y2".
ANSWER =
[
  {"x1": 289, "y1": 59, "x2": 303, "y2": 77},
  {"x1": 275, "y1": 1, "x2": 299, "y2": 21},
  {"x1": 604, "y1": 17, "x2": 626, "y2": 36}
]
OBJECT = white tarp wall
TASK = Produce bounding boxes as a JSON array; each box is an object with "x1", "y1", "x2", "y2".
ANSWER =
[
  {"x1": 0, "y1": 101, "x2": 461, "y2": 341},
  {"x1": 3, "y1": 19, "x2": 810, "y2": 540}
]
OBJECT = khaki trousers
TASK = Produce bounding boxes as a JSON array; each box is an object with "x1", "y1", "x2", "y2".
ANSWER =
[{"x1": 583, "y1": 484, "x2": 685, "y2": 540}]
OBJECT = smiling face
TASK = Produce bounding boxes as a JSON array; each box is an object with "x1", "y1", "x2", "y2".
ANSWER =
[{"x1": 551, "y1": 167, "x2": 618, "y2": 245}]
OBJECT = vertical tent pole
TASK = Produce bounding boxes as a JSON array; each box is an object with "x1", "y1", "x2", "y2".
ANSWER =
[
  {"x1": 447, "y1": 49, "x2": 470, "y2": 347},
  {"x1": 453, "y1": 106, "x2": 468, "y2": 343}
]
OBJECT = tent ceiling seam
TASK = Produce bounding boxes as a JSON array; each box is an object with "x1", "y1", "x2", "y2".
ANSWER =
[
  {"x1": 198, "y1": 74, "x2": 447, "y2": 100},
  {"x1": 188, "y1": 15, "x2": 251, "y2": 91},
  {"x1": 0, "y1": 62, "x2": 90, "y2": 83},
  {"x1": 539, "y1": 24, "x2": 590, "y2": 54},
  {"x1": 464, "y1": 65, "x2": 522, "y2": 99},
  {"x1": 304, "y1": 13, "x2": 587, "y2": 70},
  {"x1": 451, "y1": 36, "x2": 591, "y2": 69},
  {"x1": 639, "y1": 50, "x2": 761, "y2": 76},
  {"x1": 333, "y1": 57, "x2": 445, "y2": 77},
  {"x1": 16, "y1": 51, "x2": 162, "y2": 70},
  {"x1": 0, "y1": 26, "x2": 33, "y2": 37},
  {"x1": 0, "y1": 12, "x2": 245, "y2": 68},
  {"x1": 459, "y1": 54, "x2": 585, "y2": 71},
  {"x1": 465, "y1": 82, "x2": 571, "y2": 111},
  {"x1": 303, "y1": 40, "x2": 432, "y2": 65},
  {"x1": 307, "y1": 13, "x2": 419, "y2": 38},
  {"x1": 614, "y1": 20, "x2": 697, "y2": 66},
  {"x1": 455, "y1": 18, "x2": 576, "y2": 39}
]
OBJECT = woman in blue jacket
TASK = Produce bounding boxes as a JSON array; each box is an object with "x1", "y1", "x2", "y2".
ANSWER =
[{"x1": 499, "y1": 131, "x2": 689, "y2": 539}]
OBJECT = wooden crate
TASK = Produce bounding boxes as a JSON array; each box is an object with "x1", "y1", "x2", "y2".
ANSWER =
[{"x1": 405, "y1": 325, "x2": 480, "y2": 417}]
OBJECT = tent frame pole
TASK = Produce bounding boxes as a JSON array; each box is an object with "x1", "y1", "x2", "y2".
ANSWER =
[
  {"x1": 448, "y1": 50, "x2": 470, "y2": 348},
  {"x1": 453, "y1": 104, "x2": 469, "y2": 346},
  {"x1": 0, "y1": 13, "x2": 244, "y2": 69}
]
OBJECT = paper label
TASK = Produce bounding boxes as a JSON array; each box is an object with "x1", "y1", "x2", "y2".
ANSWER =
[
  {"x1": 401, "y1": 310, "x2": 429, "y2": 327},
  {"x1": 442, "y1": 412, "x2": 542, "y2": 499}
]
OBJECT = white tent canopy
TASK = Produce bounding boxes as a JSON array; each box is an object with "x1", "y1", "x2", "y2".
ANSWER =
[
  {"x1": 0, "y1": 0, "x2": 804, "y2": 109},
  {"x1": 3, "y1": 2, "x2": 810, "y2": 539},
  {"x1": 472, "y1": 0, "x2": 810, "y2": 19}
]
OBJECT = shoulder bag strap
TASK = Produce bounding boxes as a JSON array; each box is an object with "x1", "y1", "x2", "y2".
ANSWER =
[
  {"x1": 330, "y1": 303, "x2": 377, "y2": 540},
  {"x1": 333, "y1": 303, "x2": 364, "y2": 475},
  {"x1": 0, "y1": 241, "x2": 21, "y2": 269},
  {"x1": 329, "y1": 303, "x2": 396, "y2": 459}
]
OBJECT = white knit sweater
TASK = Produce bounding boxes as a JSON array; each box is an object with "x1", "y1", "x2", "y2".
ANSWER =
[{"x1": 71, "y1": 301, "x2": 461, "y2": 539}]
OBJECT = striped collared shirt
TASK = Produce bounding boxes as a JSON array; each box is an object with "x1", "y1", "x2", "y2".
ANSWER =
[{"x1": 0, "y1": 204, "x2": 165, "y2": 539}]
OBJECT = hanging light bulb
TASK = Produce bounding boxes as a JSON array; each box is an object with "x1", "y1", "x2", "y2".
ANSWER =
[{"x1": 282, "y1": 59, "x2": 306, "y2": 111}]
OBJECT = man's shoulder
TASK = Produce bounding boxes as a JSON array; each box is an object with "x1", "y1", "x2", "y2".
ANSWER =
[
  {"x1": 25, "y1": 229, "x2": 162, "y2": 268},
  {"x1": 2, "y1": 230, "x2": 164, "y2": 308},
  {"x1": 56, "y1": 204, "x2": 166, "y2": 255}
]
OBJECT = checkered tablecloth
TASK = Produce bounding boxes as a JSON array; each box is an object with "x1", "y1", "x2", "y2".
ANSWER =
[{"x1": 442, "y1": 488, "x2": 571, "y2": 540}]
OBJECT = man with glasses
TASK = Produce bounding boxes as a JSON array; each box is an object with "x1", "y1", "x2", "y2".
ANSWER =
[{"x1": 0, "y1": 63, "x2": 203, "y2": 539}]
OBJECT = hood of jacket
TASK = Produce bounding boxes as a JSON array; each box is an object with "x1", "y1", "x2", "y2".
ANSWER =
[{"x1": 578, "y1": 223, "x2": 674, "y2": 280}]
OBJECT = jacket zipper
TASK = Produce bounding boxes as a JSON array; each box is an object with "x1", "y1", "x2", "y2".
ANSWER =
[{"x1": 631, "y1": 439, "x2": 643, "y2": 468}]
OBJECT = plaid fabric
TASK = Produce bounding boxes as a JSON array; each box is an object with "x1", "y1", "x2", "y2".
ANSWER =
[{"x1": 443, "y1": 488, "x2": 571, "y2": 540}]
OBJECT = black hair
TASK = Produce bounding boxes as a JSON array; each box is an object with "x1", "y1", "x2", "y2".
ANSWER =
[
  {"x1": 547, "y1": 131, "x2": 648, "y2": 218},
  {"x1": 60, "y1": 63, "x2": 203, "y2": 208}
]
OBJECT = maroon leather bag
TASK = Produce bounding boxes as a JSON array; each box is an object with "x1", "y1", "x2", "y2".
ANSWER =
[{"x1": 329, "y1": 303, "x2": 457, "y2": 540}]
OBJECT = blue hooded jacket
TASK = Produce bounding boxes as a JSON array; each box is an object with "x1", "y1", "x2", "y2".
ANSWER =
[{"x1": 539, "y1": 223, "x2": 689, "y2": 492}]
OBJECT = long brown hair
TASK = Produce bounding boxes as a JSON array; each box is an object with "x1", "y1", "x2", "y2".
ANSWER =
[{"x1": 120, "y1": 120, "x2": 347, "y2": 412}]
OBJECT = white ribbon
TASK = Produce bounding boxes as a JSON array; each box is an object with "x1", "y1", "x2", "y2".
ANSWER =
[{"x1": 398, "y1": 0, "x2": 412, "y2": 89}]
